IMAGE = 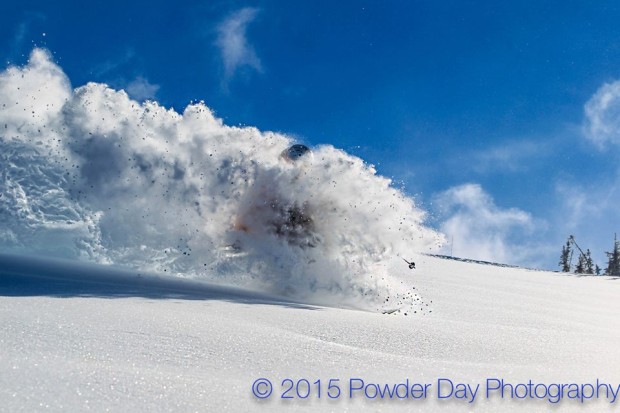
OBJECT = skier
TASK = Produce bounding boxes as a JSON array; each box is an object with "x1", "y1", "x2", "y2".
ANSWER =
[{"x1": 231, "y1": 144, "x2": 316, "y2": 248}]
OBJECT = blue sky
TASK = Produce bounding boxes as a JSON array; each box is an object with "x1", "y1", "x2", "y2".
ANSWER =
[{"x1": 3, "y1": 1, "x2": 620, "y2": 269}]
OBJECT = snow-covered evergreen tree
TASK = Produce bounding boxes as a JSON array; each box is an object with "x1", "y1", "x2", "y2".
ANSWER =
[
  {"x1": 575, "y1": 253, "x2": 586, "y2": 274},
  {"x1": 585, "y1": 249, "x2": 594, "y2": 275},
  {"x1": 605, "y1": 234, "x2": 620, "y2": 276},
  {"x1": 559, "y1": 239, "x2": 572, "y2": 272}
]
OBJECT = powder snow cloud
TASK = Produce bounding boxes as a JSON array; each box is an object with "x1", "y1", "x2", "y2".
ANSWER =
[{"x1": 0, "y1": 48, "x2": 442, "y2": 312}]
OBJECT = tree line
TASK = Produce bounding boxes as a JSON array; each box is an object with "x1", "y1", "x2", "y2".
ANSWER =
[{"x1": 559, "y1": 234, "x2": 620, "y2": 276}]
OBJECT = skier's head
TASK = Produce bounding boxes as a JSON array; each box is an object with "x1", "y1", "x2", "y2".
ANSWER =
[{"x1": 281, "y1": 144, "x2": 312, "y2": 163}]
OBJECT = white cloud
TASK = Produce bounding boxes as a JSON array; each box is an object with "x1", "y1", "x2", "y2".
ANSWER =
[
  {"x1": 434, "y1": 184, "x2": 539, "y2": 265},
  {"x1": 215, "y1": 7, "x2": 262, "y2": 83},
  {"x1": 125, "y1": 76, "x2": 160, "y2": 101},
  {"x1": 583, "y1": 80, "x2": 620, "y2": 147}
]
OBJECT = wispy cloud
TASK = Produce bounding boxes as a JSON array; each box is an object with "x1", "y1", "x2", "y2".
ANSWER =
[
  {"x1": 469, "y1": 138, "x2": 552, "y2": 174},
  {"x1": 215, "y1": 7, "x2": 262, "y2": 85},
  {"x1": 555, "y1": 182, "x2": 602, "y2": 231},
  {"x1": 8, "y1": 12, "x2": 46, "y2": 61},
  {"x1": 12, "y1": 22, "x2": 28, "y2": 51},
  {"x1": 434, "y1": 183, "x2": 542, "y2": 265},
  {"x1": 92, "y1": 48, "x2": 135, "y2": 78},
  {"x1": 125, "y1": 76, "x2": 160, "y2": 101},
  {"x1": 583, "y1": 80, "x2": 620, "y2": 148}
]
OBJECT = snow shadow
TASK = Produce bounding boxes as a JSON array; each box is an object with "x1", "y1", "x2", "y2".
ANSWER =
[{"x1": 0, "y1": 253, "x2": 317, "y2": 310}]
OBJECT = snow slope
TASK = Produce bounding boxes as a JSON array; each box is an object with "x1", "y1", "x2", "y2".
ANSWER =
[{"x1": 1, "y1": 253, "x2": 619, "y2": 413}]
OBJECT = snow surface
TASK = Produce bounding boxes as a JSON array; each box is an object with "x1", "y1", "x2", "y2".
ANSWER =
[{"x1": 1, "y1": 253, "x2": 619, "y2": 412}]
